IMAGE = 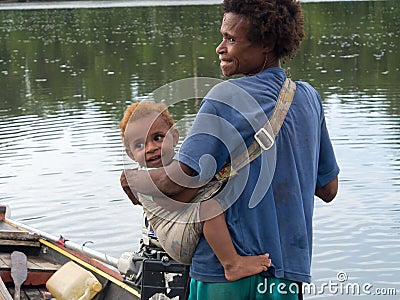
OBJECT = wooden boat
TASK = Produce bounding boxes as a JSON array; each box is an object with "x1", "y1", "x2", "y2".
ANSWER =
[{"x1": 0, "y1": 205, "x2": 190, "y2": 300}]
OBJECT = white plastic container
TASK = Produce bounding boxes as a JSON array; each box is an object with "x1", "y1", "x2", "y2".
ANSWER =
[{"x1": 46, "y1": 261, "x2": 102, "y2": 300}]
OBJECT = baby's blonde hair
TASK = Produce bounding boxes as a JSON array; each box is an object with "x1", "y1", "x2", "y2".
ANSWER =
[{"x1": 119, "y1": 101, "x2": 175, "y2": 139}]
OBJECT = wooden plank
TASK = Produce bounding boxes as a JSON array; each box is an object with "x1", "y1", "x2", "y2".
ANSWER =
[
  {"x1": 0, "y1": 230, "x2": 35, "y2": 240},
  {"x1": 5, "y1": 288, "x2": 13, "y2": 299},
  {"x1": 0, "y1": 256, "x2": 7, "y2": 269},
  {"x1": 0, "y1": 241, "x2": 40, "y2": 247},
  {"x1": 23, "y1": 288, "x2": 45, "y2": 300},
  {"x1": 0, "y1": 255, "x2": 10, "y2": 270},
  {"x1": 0, "y1": 276, "x2": 13, "y2": 300},
  {"x1": 1, "y1": 270, "x2": 56, "y2": 286},
  {"x1": 26, "y1": 257, "x2": 59, "y2": 272},
  {"x1": 0, "y1": 254, "x2": 60, "y2": 272},
  {"x1": 0, "y1": 232, "x2": 39, "y2": 241},
  {"x1": 0, "y1": 231, "x2": 40, "y2": 249},
  {"x1": 1, "y1": 249, "x2": 58, "y2": 285},
  {"x1": 0, "y1": 253, "x2": 60, "y2": 286}
]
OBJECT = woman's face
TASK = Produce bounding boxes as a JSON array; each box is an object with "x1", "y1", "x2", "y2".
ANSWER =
[
  {"x1": 124, "y1": 113, "x2": 178, "y2": 168},
  {"x1": 216, "y1": 12, "x2": 268, "y2": 77}
]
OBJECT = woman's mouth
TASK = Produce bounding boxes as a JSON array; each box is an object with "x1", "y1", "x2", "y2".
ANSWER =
[
  {"x1": 219, "y1": 57, "x2": 232, "y2": 65},
  {"x1": 220, "y1": 60, "x2": 229, "y2": 67},
  {"x1": 219, "y1": 59, "x2": 234, "y2": 76}
]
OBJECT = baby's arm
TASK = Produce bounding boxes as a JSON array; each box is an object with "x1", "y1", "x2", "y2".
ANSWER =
[
  {"x1": 120, "y1": 170, "x2": 141, "y2": 205},
  {"x1": 201, "y1": 200, "x2": 271, "y2": 281}
]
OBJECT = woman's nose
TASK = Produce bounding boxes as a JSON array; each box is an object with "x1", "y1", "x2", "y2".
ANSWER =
[
  {"x1": 216, "y1": 40, "x2": 225, "y2": 54},
  {"x1": 145, "y1": 141, "x2": 158, "y2": 153}
]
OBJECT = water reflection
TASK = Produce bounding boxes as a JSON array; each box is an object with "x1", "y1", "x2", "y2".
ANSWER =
[
  {"x1": 0, "y1": 2, "x2": 398, "y2": 117},
  {"x1": 0, "y1": 1, "x2": 399, "y2": 296},
  {"x1": 0, "y1": 0, "x2": 223, "y2": 10},
  {"x1": 0, "y1": 0, "x2": 386, "y2": 11},
  {"x1": 0, "y1": 5, "x2": 223, "y2": 117}
]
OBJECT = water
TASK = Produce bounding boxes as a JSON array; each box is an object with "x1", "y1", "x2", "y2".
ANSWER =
[
  {"x1": 0, "y1": 1, "x2": 399, "y2": 298},
  {"x1": 0, "y1": 0, "x2": 384, "y2": 11}
]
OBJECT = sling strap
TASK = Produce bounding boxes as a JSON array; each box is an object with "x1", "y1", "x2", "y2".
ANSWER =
[{"x1": 215, "y1": 78, "x2": 296, "y2": 181}]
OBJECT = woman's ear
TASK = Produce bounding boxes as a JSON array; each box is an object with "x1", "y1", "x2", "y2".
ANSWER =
[
  {"x1": 172, "y1": 127, "x2": 179, "y2": 147},
  {"x1": 262, "y1": 38, "x2": 276, "y2": 54}
]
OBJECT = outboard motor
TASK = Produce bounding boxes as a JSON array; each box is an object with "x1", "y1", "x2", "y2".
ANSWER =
[{"x1": 117, "y1": 215, "x2": 190, "y2": 300}]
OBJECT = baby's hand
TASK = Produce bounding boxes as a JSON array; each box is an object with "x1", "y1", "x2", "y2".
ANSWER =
[{"x1": 120, "y1": 170, "x2": 141, "y2": 205}]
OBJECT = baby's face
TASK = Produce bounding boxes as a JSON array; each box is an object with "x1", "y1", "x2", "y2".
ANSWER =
[{"x1": 124, "y1": 113, "x2": 178, "y2": 168}]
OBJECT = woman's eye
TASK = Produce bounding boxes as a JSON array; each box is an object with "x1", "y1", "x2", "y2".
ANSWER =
[
  {"x1": 154, "y1": 134, "x2": 164, "y2": 142},
  {"x1": 224, "y1": 35, "x2": 235, "y2": 43}
]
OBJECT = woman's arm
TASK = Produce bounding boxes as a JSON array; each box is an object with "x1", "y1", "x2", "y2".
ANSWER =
[
  {"x1": 315, "y1": 176, "x2": 338, "y2": 203},
  {"x1": 121, "y1": 160, "x2": 200, "y2": 203}
]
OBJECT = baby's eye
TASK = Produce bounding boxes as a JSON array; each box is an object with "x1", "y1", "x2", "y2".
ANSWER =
[{"x1": 134, "y1": 142, "x2": 144, "y2": 149}]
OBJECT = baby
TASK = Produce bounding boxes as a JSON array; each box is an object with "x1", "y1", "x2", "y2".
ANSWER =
[{"x1": 120, "y1": 101, "x2": 270, "y2": 281}]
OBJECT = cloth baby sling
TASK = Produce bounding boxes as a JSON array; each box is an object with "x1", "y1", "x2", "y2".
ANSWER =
[{"x1": 138, "y1": 78, "x2": 297, "y2": 265}]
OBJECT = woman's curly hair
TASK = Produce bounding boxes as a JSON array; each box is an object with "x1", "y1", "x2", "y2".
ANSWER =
[{"x1": 222, "y1": 0, "x2": 305, "y2": 61}]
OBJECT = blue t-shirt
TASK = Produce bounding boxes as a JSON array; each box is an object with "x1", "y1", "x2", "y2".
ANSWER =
[{"x1": 176, "y1": 68, "x2": 339, "y2": 283}]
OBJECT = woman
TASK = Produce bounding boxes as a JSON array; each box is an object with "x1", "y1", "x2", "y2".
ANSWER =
[{"x1": 122, "y1": 0, "x2": 339, "y2": 299}]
